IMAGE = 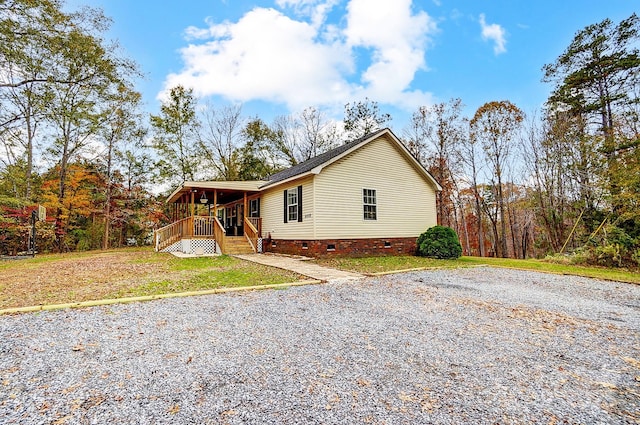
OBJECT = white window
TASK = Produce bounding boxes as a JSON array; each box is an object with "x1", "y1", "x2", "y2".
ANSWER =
[
  {"x1": 249, "y1": 198, "x2": 260, "y2": 217},
  {"x1": 287, "y1": 188, "x2": 298, "y2": 222},
  {"x1": 363, "y1": 188, "x2": 377, "y2": 220}
]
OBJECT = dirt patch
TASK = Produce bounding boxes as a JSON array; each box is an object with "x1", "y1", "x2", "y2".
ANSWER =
[
  {"x1": 0, "y1": 250, "x2": 304, "y2": 310},
  {"x1": 0, "y1": 250, "x2": 170, "y2": 309}
]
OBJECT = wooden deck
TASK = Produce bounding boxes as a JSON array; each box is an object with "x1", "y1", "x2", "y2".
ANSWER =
[{"x1": 154, "y1": 216, "x2": 261, "y2": 255}]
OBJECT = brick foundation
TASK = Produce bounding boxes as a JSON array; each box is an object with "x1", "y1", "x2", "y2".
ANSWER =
[{"x1": 264, "y1": 237, "x2": 418, "y2": 257}]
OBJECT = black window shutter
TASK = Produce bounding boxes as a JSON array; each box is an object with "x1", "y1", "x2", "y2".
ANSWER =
[
  {"x1": 297, "y1": 185, "x2": 303, "y2": 222},
  {"x1": 283, "y1": 190, "x2": 288, "y2": 223}
]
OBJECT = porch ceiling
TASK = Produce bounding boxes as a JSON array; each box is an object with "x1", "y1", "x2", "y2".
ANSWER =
[{"x1": 167, "y1": 181, "x2": 264, "y2": 205}]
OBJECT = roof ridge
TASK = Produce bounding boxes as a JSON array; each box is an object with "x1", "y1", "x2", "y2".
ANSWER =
[{"x1": 262, "y1": 128, "x2": 389, "y2": 187}]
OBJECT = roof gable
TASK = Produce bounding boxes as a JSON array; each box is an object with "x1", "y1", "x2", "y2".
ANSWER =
[
  {"x1": 260, "y1": 128, "x2": 441, "y2": 191},
  {"x1": 260, "y1": 128, "x2": 387, "y2": 188}
]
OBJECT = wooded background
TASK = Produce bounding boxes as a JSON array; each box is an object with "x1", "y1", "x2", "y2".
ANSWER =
[{"x1": 1, "y1": 1, "x2": 638, "y2": 267}]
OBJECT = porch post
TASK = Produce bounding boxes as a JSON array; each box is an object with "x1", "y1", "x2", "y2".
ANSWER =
[
  {"x1": 190, "y1": 191, "x2": 195, "y2": 217},
  {"x1": 213, "y1": 190, "x2": 218, "y2": 217},
  {"x1": 243, "y1": 192, "x2": 247, "y2": 222}
]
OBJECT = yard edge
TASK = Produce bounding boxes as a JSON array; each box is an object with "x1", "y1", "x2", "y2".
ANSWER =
[{"x1": 0, "y1": 279, "x2": 322, "y2": 315}]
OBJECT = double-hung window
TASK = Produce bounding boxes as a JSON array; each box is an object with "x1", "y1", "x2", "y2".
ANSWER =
[
  {"x1": 287, "y1": 189, "x2": 298, "y2": 222},
  {"x1": 363, "y1": 188, "x2": 377, "y2": 220},
  {"x1": 283, "y1": 185, "x2": 303, "y2": 223},
  {"x1": 249, "y1": 198, "x2": 260, "y2": 217}
]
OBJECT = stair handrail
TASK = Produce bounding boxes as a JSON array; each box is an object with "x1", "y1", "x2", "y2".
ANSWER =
[
  {"x1": 213, "y1": 216, "x2": 226, "y2": 253},
  {"x1": 247, "y1": 217, "x2": 262, "y2": 237},
  {"x1": 244, "y1": 217, "x2": 259, "y2": 253}
]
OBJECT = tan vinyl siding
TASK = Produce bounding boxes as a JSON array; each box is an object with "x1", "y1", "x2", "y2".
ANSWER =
[
  {"x1": 314, "y1": 135, "x2": 437, "y2": 239},
  {"x1": 261, "y1": 176, "x2": 314, "y2": 240}
]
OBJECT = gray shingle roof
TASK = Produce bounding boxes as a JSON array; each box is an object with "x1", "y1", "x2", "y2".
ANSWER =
[{"x1": 260, "y1": 128, "x2": 388, "y2": 188}]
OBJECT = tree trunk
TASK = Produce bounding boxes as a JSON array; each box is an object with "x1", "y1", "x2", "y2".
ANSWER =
[{"x1": 473, "y1": 191, "x2": 485, "y2": 257}]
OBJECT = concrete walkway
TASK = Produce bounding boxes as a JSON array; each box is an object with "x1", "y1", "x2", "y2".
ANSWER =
[{"x1": 234, "y1": 253, "x2": 364, "y2": 282}]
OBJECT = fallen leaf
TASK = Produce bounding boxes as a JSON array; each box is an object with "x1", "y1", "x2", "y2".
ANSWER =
[
  {"x1": 399, "y1": 391, "x2": 417, "y2": 402},
  {"x1": 357, "y1": 378, "x2": 371, "y2": 387},
  {"x1": 597, "y1": 381, "x2": 618, "y2": 390}
]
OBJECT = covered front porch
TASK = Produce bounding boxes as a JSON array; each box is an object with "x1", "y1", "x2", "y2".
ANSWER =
[{"x1": 154, "y1": 181, "x2": 264, "y2": 255}]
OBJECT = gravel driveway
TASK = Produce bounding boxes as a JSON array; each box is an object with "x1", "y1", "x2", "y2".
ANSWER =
[{"x1": 1, "y1": 267, "x2": 639, "y2": 424}]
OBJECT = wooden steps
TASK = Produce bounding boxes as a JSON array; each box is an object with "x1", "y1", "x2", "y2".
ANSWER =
[{"x1": 223, "y1": 236, "x2": 255, "y2": 255}]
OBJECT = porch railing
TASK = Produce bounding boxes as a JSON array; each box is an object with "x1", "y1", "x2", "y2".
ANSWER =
[
  {"x1": 244, "y1": 217, "x2": 260, "y2": 252},
  {"x1": 193, "y1": 216, "x2": 215, "y2": 237},
  {"x1": 155, "y1": 216, "x2": 217, "y2": 251},
  {"x1": 213, "y1": 216, "x2": 226, "y2": 253},
  {"x1": 155, "y1": 217, "x2": 190, "y2": 251},
  {"x1": 247, "y1": 217, "x2": 262, "y2": 237}
]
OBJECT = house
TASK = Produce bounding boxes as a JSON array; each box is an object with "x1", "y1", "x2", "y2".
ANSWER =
[{"x1": 155, "y1": 128, "x2": 441, "y2": 257}]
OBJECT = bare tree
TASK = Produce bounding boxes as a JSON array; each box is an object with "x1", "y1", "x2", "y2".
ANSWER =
[
  {"x1": 272, "y1": 106, "x2": 339, "y2": 166},
  {"x1": 298, "y1": 107, "x2": 339, "y2": 160},
  {"x1": 403, "y1": 99, "x2": 465, "y2": 227},
  {"x1": 198, "y1": 103, "x2": 244, "y2": 180},
  {"x1": 471, "y1": 101, "x2": 524, "y2": 257},
  {"x1": 457, "y1": 127, "x2": 486, "y2": 257},
  {"x1": 271, "y1": 114, "x2": 301, "y2": 166},
  {"x1": 343, "y1": 98, "x2": 391, "y2": 140}
]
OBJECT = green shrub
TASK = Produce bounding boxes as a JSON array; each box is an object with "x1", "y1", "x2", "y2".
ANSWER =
[
  {"x1": 632, "y1": 249, "x2": 640, "y2": 267},
  {"x1": 417, "y1": 226, "x2": 462, "y2": 259},
  {"x1": 594, "y1": 244, "x2": 623, "y2": 268},
  {"x1": 568, "y1": 248, "x2": 590, "y2": 265},
  {"x1": 605, "y1": 225, "x2": 634, "y2": 250}
]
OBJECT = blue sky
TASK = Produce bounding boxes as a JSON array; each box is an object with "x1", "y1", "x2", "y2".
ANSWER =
[{"x1": 66, "y1": 0, "x2": 638, "y2": 130}]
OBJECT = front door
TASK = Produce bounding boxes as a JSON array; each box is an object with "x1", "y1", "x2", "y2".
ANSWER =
[
  {"x1": 225, "y1": 206, "x2": 233, "y2": 233},
  {"x1": 236, "y1": 204, "x2": 244, "y2": 235}
]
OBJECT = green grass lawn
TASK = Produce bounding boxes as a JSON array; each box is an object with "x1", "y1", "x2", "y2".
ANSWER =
[
  {"x1": 315, "y1": 255, "x2": 640, "y2": 284},
  {"x1": 0, "y1": 249, "x2": 303, "y2": 310},
  {"x1": 114, "y1": 255, "x2": 303, "y2": 298}
]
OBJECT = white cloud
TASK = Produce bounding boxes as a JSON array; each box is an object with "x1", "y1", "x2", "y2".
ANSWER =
[
  {"x1": 275, "y1": 0, "x2": 339, "y2": 28},
  {"x1": 161, "y1": 1, "x2": 438, "y2": 113},
  {"x1": 164, "y1": 8, "x2": 352, "y2": 110},
  {"x1": 479, "y1": 13, "x2": 506, "y2": 55},
  {"x1": 344, "y1": 0, "x2": 437, "y2": 109}
]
